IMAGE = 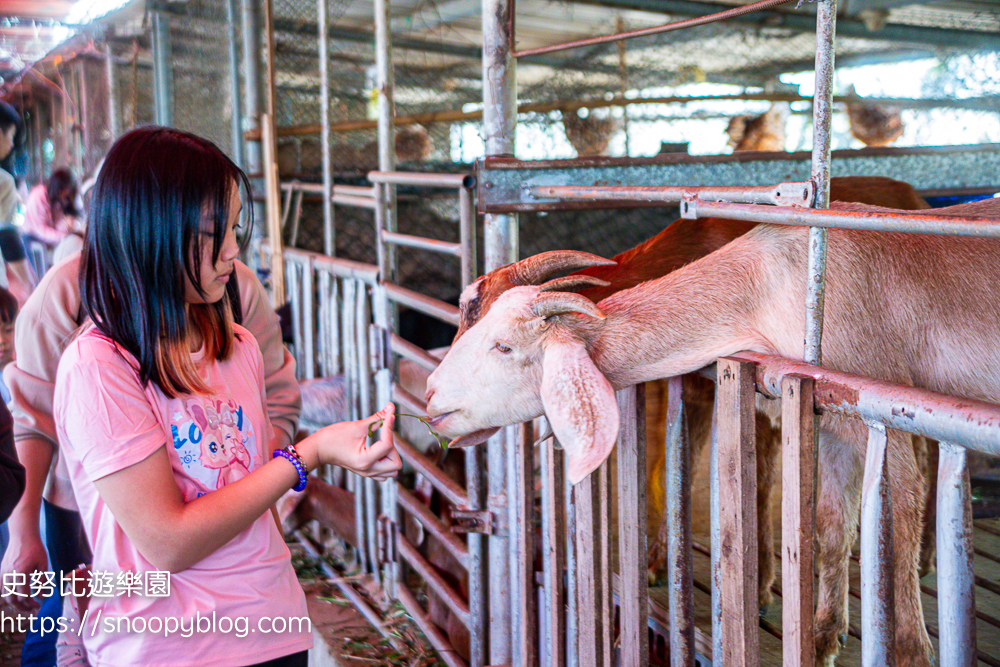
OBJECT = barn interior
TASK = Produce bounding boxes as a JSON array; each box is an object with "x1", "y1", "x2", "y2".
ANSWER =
[{"x1": 2, "y1": 0, "x2": 1000, "y2": 665}]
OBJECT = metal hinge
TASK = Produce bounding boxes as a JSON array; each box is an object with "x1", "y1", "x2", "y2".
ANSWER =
[
  {"x1": 369, "y1": 324, "x2": 391, "y2": 372},
  {"x1": 375, "y1": 514, "x2": 396, "y2": 564},
  {"x1": 450, "y1": 509, "x2": 496, "y2": 535}
]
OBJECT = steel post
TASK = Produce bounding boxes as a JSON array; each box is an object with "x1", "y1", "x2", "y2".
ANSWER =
[
  {"x1": 151, "y1": 11, "x2": 174, "y2": 127},
  {"x1": 804, "y1": 0, "x2": 836, "y2": 366},
  {"x1": 860, "y1": 423, "x2": 896, "y2": 667},
  {"x1": 936, "y1": 442, "x2": 976, "y2": 667},
  {"x1": 483, "y1": 0, "x2": 518, "y2": 657},
  {"x1": 225, "y1": 0, "x2": 244, "y2": 168},
  {"x1": 318, "y1": 0, "x2": 334, "y2": 255}
]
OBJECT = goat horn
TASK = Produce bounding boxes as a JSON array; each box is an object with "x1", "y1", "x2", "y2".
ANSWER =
[
  {"x1": 508, "y1": 251, "x2": 616, "y2": 286},
  {"x1": 538, "y1": 275, "x2": 611, "y2": 293},
  {"x1": 532, "y1": 292, "x2": 606, "y2": 321}
]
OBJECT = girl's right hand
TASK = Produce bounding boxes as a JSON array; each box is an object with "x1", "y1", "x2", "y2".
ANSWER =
[{"x1": 312, "y1": 402, "x2": 402, "y2": 481}]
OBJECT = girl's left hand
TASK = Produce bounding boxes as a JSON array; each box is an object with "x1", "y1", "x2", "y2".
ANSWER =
[{"x1": 313, "y1": 402, "x2": 402, "y2": 481}]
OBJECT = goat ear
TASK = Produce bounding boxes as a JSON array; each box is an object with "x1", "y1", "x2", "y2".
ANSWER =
[{"x1": 540, "y1": 337, "x2": 619, "y2": 485}]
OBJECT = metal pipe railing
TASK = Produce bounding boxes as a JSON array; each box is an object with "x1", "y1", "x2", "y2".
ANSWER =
[
  {"x1": 369, "y1": 170, "x2": 476, "y2": 189},
  {"x1": 396, "y1": 486, "x2": 470, "y2": 569},
  {"x1": 397, "y1": 533, "x2": 472, "y2": 628},
  {"x1": 390, "y1": 333, "x2": 441, "y2": 373},
  {"x1": 382, "y1": 231, "x2": 463, "y2": 256},
  {"x1": 384, "y1": 283, "x2": 460, "y2": 327},
  {"x1": 682, "y1": 199, "x2": 1000, "y2": 238},
  {"x1": 530, "y1": 182, "x2": 813, "y2": 207},
  {"x1": 394, "y1": 437, "x2": 469, "y2": 509},
  {"x1": 396, "y1": 582, "x2": 469, "y2": 667},
  {"x1": 734, "y1": 351, "x2": 1000, "y2": 457}
]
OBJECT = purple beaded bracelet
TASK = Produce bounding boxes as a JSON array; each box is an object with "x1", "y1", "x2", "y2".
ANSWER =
[{"x1": 273, "y1": 446, "x2": 308, "y2": 492}]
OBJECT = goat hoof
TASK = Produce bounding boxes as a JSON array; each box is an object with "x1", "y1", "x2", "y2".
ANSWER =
[{"x1": 839, "y1": 634, "x2": 848, "y2": 648}]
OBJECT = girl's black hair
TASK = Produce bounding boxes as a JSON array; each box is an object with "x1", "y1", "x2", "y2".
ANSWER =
[
  {"x1": 80, "y1": 126, "x2": 253, "y2": 397},
  {"x1": 0, "y1": 287, "x2": 17, "y2": 324},
  {"x1": 0, "y1": 101, "x2": 23, "y2": 175},
  {"x1": 47, "y1": 168, "x2": 80, "y2": 218}
]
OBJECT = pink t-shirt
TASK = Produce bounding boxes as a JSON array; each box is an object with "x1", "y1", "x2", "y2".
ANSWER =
[
  {"x1": 23, "y1": 183, "x2": 68, "y2": 246},
  {"x1": 54, "y1": 324, "x2": 312, "y2": 667}
]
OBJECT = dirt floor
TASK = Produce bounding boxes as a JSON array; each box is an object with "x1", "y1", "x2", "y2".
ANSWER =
[{"x1": 1, "y1": 602, "x2": 26, "y2": 667}]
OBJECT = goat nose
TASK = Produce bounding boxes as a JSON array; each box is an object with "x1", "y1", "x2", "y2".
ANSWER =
[{"x1": 424, "y1": 388, "x2": 436, "y2": 404}]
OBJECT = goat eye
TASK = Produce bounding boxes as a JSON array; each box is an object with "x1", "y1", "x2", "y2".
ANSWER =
[{"x1": 495, "y1": 342, "x2": 513, "y2": 354}]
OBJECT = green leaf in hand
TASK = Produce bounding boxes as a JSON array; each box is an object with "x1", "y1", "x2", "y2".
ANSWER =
[{"x1": 367, "y1": 411, "x2": 449, "y2": 449}]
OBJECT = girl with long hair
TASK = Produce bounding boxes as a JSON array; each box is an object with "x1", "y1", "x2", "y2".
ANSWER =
[{"x1": 53, "y1": 126, "x2": 401, "y2": 667}]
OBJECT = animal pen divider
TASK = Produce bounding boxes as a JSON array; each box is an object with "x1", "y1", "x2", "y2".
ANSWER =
[
  {"x1": 255, "y1": 0, "x2": 1000, "y2": 666},
  {"x1": 266, "y1": 171, "x2": 486, "y2": 666}
]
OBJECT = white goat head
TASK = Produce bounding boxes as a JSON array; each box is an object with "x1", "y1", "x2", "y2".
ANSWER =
[{"x1": 425, "y1": 285, "x2": 620, "y2": 484}]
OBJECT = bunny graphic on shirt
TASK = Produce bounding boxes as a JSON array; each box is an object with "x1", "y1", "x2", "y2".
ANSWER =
[{"x1": 185, "y1": 398, "x2": 254, "y2": 489}]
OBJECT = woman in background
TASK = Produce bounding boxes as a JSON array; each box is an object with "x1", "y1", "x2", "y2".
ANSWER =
[
  {"x1": 0, "y1": 102, "x2": 36, "y2": 303},
  {"x1": 22, "y1": 167, "x2": 80, "y2": 251}
]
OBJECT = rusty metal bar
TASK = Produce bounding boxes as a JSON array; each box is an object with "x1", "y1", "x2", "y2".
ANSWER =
[
  {"x1": 666, "y1": 376, "x2": 694, "y2": 667},
  {"x1": 733, "y1": 351, "x2": 1000, "y2": 457},
  {"x1": 511, "y1": 0, "x2": 794, "y2": 58},
  {"x1": 397, "y1": 532, "x2": 471, "y2": 628},
  {"x1": 681, "y1": 199, "x2": 1000, "y2": 238},
  {"x1": 396, "y1": 486, "x2": 470, "y2": 569},
  {"x1": 396, "y1": 581, "x2": 469, "y2": 667},
  {"x1": 394, "y1": 437, "x2": 469, "y2": 509},
  {"x1": 781, "y1": 375, "x2": 816, "y2": 667},
  {"x1": 384, "y1": 283, "x2": 460, "y2": 327},
  {"x1": 716, "y1": 358, "x2": 759, "y2": 667},
  {"x1": 509, "y1": 422, "x2": 536, "y2": 667},
  {"x1": 368, "y1": 170, "x2": 476, "y2": 189},
  {"x1": 936, "y1": 441, "x2": 977, "y2": 667},
  {"x1": 860, "y1": 423, "x2": 895, "y2": 667},
  {"x1": 540, "y1": 420, "x2": 565, "y2": 667},
  {"x1": 598, "y1": 460, "x2": 612, "y2": 667},
  {"x1": 616, "y1": 385, "x2": 648, "y2": 666},
  {"x1": 530, "y1": 182, "x2": 812, "y2": 207},
  {"x1": 382, "y1": 230, "x2": 463, "y2": 256}
]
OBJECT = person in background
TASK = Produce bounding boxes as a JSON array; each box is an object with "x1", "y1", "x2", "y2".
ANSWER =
[
  {"x1": 0, "y1": 400, "x2": 23, "y2": 526},
  {"x1": 0, "y1": 102, "x2": 36, "y2": 304},
  {"x1": 0, "y1": 286, "x2": 18, "y2": 403},
  {"x1": 22, "y1": 168, "x2": 80, "y2": 263},
  {"x1": 0, "y1": 145, "x2": 303, "y2": 666}
]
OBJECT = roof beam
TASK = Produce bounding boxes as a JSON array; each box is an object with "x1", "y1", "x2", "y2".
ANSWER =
[
  {"x1": 575, "y1": 0, "x2": 1000, "y2": 49},
  {"x1": 0, "y1": 1, "x2": 74, "y2": 21}
]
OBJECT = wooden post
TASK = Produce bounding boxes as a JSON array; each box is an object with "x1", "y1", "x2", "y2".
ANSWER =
[
  {"x1": 260, "y1": 112, "x2": 285, "y2": 305},
  {"x1": 617, "y1": 385, "x2": 648, "y2": 666},
  {"x1": 716, "y1": 357, "x2": 759, "y2": 667},
  {"x1": 781, "y1": 375, "x2": 815, "y2": 667}
]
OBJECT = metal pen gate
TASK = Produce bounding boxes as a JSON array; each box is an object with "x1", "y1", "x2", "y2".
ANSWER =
[{"x1": 272, "y1": 171, "x2": 486, "y2": 666}]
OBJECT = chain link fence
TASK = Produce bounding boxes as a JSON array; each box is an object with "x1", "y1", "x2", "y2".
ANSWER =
[{"x1": 78, "y1": 0, "x2": 998, "y2": 302}]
